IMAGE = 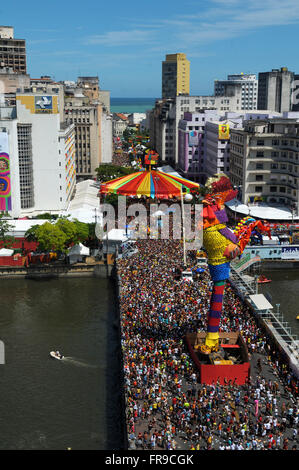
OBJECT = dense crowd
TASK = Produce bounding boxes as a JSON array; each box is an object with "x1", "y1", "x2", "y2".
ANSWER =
[{"x1": 117, "y1": 239, "x2": 299, "y2": 450}]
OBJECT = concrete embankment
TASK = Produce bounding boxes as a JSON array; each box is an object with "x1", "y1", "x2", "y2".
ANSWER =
[
  {"x1": 0, "y1": 262, "x2": 113, "y2": 279},
  {"x1": 261, "y1": 259, "x2": 299, "y2": 269}
]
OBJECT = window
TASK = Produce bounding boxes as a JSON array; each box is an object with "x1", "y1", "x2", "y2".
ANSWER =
[
  {"x1": 257, "y1": 139, "x2": 264, "y2": 146},
  {"x1": 255, "y1": 186, "x2": 263, "y2": 192},
  {"x1": 256, "y1": 175, "x2": 263, "y2": 181},
  {"x1": 256, "y1": 163, "x2": 264, "y2": 170},
  {"x1": 270, "y1": 186, "x2": 277, "y2": 192}
]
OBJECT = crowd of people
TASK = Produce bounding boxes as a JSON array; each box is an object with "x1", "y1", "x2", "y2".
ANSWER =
[{"x1": 117, "y1": 238, "x2": 299, "y2": 450}]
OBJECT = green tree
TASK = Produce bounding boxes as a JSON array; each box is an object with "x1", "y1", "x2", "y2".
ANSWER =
[
  {"x1": 55, "y1": 218, "x2": 78, "y2": 246},
  {"x1": 72, "y1": 219, "x2": 90, "y2": 243},
  {"x1": 95, "y1": 164, "x2": 135, "y2": 183},
  {"x1": 0, "y1": 214, "x2": 15, "y2": 248},
  {"x1": 24, "y1": 224, "x2": 40, "y2": 242},
  {"x1": 34, "y1": 222, "x2": 67, "y2": 252}
]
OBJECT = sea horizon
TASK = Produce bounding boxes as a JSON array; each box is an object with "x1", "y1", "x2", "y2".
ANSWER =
[{"x1": 110, "y1": 97, "x2": 158, "y2": 114}]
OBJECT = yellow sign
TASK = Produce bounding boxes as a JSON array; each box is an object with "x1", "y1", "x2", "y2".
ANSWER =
[{"x1": 218, "y1": 124, "x2": 229, "y2": 140}]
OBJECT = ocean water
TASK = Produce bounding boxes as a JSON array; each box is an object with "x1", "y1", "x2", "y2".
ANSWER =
[{"x1": 110, "y1": 97, "x2": 157, "y2": 114}]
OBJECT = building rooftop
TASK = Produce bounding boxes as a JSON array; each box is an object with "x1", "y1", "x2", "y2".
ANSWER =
[{"x1": 226, "y1": 198, "x2": 299, "y2": 221}]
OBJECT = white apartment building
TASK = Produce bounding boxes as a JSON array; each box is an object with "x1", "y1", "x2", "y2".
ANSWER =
[
  {"x1": 215, "y1": 74, "x2": 258, "y2": 110},
  {"x1": 0, "y1": 92, "x2": 76, "y2": 218}
]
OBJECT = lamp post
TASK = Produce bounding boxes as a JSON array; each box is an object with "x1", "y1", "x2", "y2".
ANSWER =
[{"x1": 180, "y1": 188, "x2": 187, "y2": 267}]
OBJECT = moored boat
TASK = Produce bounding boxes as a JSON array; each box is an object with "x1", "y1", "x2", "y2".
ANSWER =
[{"x1": 257, "y1": 275, "x2": 271, "y2": 284}]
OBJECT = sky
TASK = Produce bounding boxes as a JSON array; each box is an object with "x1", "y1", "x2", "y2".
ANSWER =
[{"x1": 2, "y1": 0, "x2": 299, "y2": 97}]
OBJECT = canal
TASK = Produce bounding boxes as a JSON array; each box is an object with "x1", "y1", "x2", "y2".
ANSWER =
[
  {"x1": 260, "y1": 268, "x2": 299, "y2": 337},
  {"x1": 0, "y1": 277, "x2": 124, "y2": 450}
]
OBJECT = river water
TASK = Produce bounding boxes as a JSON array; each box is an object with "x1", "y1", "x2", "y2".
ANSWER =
[
  {"x1": 0, "y1": 277, "x2": 124, "y2": 450},
  {"x1": 259, "y1": 268, "x2": 299, "y2": 337}
]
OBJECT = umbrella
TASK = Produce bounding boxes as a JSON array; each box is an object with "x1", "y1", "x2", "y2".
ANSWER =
[
  {"x1": 153, "y1": 210, "x2": 165, "y2": 217},
  {"x1": 99, "y1": 169, "x2": 199, "y2": 199}
]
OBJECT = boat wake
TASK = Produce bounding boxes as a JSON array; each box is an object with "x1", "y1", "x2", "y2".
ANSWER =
[{"x1": 61, "y1": 357, "x2": 98, "y2": 368}]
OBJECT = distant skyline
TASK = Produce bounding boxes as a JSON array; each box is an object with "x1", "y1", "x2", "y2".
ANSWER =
[{"x1": 2, "y1": 0, "x2": 299, "y2": 97}]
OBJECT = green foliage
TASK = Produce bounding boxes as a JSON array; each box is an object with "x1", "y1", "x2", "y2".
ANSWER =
[
  {"x1": 35, "y1": 213, "x2": 59, "y2": 220},
  {"x1": 24, "y1": 224, "x2": 40, "y2": 242},
  {"x1": 103, "y1": 193, "x2": 120, "y2": 207},
  {"x1": 34, "y1": 222, "x2": 67, "y2": 253},
  {"x1": 0, "y1": 214, "x2": 15, "y2": 248},
  {"x1": 95, "y1": 164, "x2": 136, "y2": 183},
  {"x1": 25, "y1": 219, "x2": 90, "y2": 253}
]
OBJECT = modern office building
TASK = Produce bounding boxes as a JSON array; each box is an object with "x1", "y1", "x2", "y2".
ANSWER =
[
  {"x1": 258, "y1": 67, "x2": 294, "y2": 112},
  {"x1": 0, "y1": 26, "x2": 27, "y2": 74},
  {"x1": 215, "y1": 73, "x2": 258, "y2": 110},
  {"x1": 229, "y1": 114, "x2": 299, "y2": 214},
  {"x1": 162, "y1": 53, "x2": 190, "y2": 99}
]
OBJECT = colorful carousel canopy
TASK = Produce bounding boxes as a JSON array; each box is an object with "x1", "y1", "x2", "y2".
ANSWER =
[{"x1": 99, "y1": 169, "x2": 200, "y2": 199}]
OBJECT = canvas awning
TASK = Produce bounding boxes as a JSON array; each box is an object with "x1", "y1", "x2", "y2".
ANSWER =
[
  {"x1": 248, "y1": 294, "x2": 273, "y2": 310},
  {"x1": 0, "y1": 248, "x2": 14, "y2": 257},
  {"x1": 68, "y1": 243, "x2": 90, "y2": 256}
]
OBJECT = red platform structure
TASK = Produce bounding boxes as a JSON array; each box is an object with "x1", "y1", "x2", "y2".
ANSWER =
[{"x1": 185, "y1": 331, "x2": 250, "y2": 385}]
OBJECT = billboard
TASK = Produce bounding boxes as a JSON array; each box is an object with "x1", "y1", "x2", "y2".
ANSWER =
[
  {"x1": 34, "y1": 95, "x2": 53, "y2": 113},
  {"x1": 218, "y1": 124, "x2": 230, "y2": 140},
  {"x1": 0, "y1": 132, "x2": 12, "y2": 211},
  {"x1": 188, "y1": 130, "x2": 198, "y2": 146},
  {"x1": 281, "y1": 246, "x2": 299, "y2": 260}
]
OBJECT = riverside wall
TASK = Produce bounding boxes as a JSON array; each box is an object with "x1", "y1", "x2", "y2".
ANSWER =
[{"x1": 0, "y1": 262, "x2": 113, "y2": 279}]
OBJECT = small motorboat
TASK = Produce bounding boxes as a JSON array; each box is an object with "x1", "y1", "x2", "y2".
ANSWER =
[
  {"x1": 296, "y1": 316, "x2": 299, "y2": 321},
  {"x1": 257, "y1": 275, "x2": 272, "y2": 284},
  {"x1": 50, "y1": 351, "x2": 64, "y2": 360}
]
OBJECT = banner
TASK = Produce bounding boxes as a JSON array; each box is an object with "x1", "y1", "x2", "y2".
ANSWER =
[
  {"x1": 0, "y1": 132, "x2": 12, "y2": 211},
  {"x1": 218, "y1": 124, "x2": 229, "y2": 140},
  {"x1": 188, "y1": 130, "x2": 198, "y2": 146},
  {"x1": 281, "y1": 246, "x2": 299, "y2": 260}
]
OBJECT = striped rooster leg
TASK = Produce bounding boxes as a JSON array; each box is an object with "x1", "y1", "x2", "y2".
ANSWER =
[{"x1": 205, "y1": 280, "x2": 226, "y2": 350}]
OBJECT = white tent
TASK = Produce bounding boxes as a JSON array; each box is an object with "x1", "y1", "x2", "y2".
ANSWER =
[
  {"x1": 68, "y1": 243, "x2": 90, "y2": 256},
  {"x1": 68, "y1": 243, "x2": 90, "y2": 264}
]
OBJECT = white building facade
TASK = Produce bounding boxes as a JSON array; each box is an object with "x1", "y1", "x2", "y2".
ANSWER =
[{"x1": 215, "y1": 74, "x2": 258, "y2": 110}]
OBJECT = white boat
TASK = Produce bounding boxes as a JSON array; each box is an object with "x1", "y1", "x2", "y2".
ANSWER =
[{"x1": 50, "y1": 351, "x2": 64, "y2": 360}]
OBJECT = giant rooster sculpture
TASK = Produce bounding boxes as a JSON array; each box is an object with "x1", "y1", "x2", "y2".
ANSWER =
[{"x1": 198, "y1": 176, "x2": 271, "y2": 354}]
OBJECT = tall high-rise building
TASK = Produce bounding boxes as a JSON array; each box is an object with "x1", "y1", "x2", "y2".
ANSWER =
[
  {"x1": 0, "y1": 26, "x2": 27, "y2": 74},
  {"x1": 258, "y1": 67, "x2": 294, "y2": 112},
  {"x1": 215, "y1": 73, "x2": 258, "y2": 110},
  {"x1": 162, "y1": 53, "x2": 190, "y2": 99}
]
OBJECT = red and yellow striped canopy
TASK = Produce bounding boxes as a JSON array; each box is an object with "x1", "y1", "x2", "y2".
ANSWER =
[{"x1": 99, "y1": 169, "x2": 199, "y2": 199}]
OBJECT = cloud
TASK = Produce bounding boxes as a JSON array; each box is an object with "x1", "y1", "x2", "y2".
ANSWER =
[
  {"x1": 174, "y1": 0, "x2": 299, "y2": 45},
  {"x1": 84, "y1": 29, "x2": 156, "y2": 47}
]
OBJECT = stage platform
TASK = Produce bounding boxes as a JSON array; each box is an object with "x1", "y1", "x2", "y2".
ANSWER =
[{"x1": 185, "y1": 331, "x2": 250, "y2": 385}]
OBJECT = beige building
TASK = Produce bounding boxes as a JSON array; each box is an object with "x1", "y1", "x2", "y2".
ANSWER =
[
  {"x1": 162, "y1": 53, "x2": 190, "y2": 99},
  {"x1": 64, "y1": 77, "x2": 112, "y2": 178},
  {"x1": 230, "y1": 117, "x2": 299, "y2": 214}
]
